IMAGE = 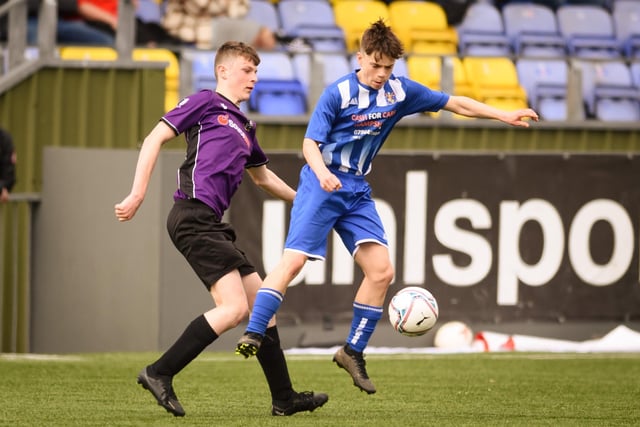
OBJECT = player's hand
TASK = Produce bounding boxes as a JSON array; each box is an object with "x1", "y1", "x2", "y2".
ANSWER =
[
  {"x1": 114, "y1": 194, "x2": 143, "y2": 222},
  {"x1": 505, "y1": 108, "x2": 539, "y2": 127},
  {"x1": 318, "y1": 172, "x2": 342, "y2": 193}
]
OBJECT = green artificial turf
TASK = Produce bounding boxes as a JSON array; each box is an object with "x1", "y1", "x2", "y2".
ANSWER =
[{"x1": 1, "y1": 352, "x2": 638, "y2": 426}]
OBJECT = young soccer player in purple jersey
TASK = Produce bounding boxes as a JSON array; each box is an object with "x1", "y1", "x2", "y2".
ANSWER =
[
  {"x1": 237, "y1": 19, "x2": 539, "y2": 394},
  {"x1": 115, "y1": 41, "x2": 327, "y2": 417}
]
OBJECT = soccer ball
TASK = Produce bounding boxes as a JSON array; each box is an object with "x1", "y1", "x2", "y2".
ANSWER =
[
  {"x1": 388, "y1": 286, "x2": 439, "y2": 337},
  {"x1": 434, "y1": 321, "x2": 473, "y2": 349}
]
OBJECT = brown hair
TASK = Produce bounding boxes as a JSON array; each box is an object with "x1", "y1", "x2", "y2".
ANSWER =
[
  {"x1": 214, "y1": 41, "x2": 261, "y2": 79},
  {"x1": 360, "y1": 18, "x2": 404, "y2": 61}
]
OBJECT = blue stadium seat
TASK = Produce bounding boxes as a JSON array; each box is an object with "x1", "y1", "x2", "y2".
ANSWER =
[
  {"x1": 246, "y1": 0, "x2": 280, "y2": 33},
  {"x1": 292, "y1": 52, "x2": 351, "y2": 95},
  {"x1": 183, "y1": 50, "x2": 217, "y2": 92},
  {"x1": 250, "y1": 51, "x2": 307, "y2": 114},
  {"x1": 516, "y1": 58, "x2": 572, "y2": 120},
  {"x1": 631, "y1": 62, "x2": 640, "y2": 88},
  {"x1": 577, "y1": 59, "x2": 640, "y2": 121},
  {"x1": 557, "y1": 4, "x2": 621, "y2": 58},
  {"x1": 458, "y1": 2, "x2": 512, "y2": 56},
  {"x1": 502, "y1": 2, "x2": 566, "y2": 57},
  {"x1": 277, "y1": 0, "x2": 346, "y2": 52},
  {"x1": 612, "y1": 0, "x2": 640, "y2": 58}
]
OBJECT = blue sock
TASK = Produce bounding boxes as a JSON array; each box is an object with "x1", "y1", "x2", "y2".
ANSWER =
[
  {"x1": 246, "y1": 288, "x2": 283, "y2": 336},
  {"x1": 346, "y1": 302, "x2": 383, "y2": 353}
]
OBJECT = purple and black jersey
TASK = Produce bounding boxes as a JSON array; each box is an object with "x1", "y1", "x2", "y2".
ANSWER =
[{"x1": 162, "y1": 90, "x2": 268, "y2": 219}]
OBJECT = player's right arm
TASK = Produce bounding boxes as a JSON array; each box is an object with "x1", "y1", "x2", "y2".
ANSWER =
[
  {"x1": 114, "y1": 121, "x2": 176, "y2": 222},
  {"x1": 302, "y1": 137, "x2": 342, "y2": 192}
]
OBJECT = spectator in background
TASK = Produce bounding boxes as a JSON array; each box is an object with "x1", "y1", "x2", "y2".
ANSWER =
[
  {"x1": 0, "y1": 128, "x2": 16, "y2": 203},
  {"x1": 136, "y1": 0, "x2": 184, "y2": 47},
  {"x1": 76, "y1": 0, "x2": 184, "y2": 47},
  {"x1": 77, "y1": 0, "x2": 119, "y2": 39},
  {"x1": 26, "y1": 0, "x2": 115, "y2": 46},
  {"x1": 161, "y1": 0, "x2": 276, "y2": 50}
]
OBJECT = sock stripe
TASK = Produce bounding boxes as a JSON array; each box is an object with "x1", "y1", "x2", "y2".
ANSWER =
[
  {"x1": 257, "y1": 288, "x2": 284, "y2": 302},
  {"x1": 353, "y1": 302, "x2": 384, "y2": 315}
]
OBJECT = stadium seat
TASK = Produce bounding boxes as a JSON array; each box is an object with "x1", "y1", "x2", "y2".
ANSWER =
[
  {"x1": 576, "y1": 59, "x2": 640, "y2": 121},
  {"x1": 612, "y1": 0, "x2": 640, "y2": 58},
  {"x1": 277, "y1": 0, "x2": 346, "y2": 52},
  {"x1": 562, "y1": 0, "x2": 613, "y2": 9},
  {"x1": 631, "y1": 62, "x2": 640, "y2": 88},
  {"x1": 457, "y1": 2, "x2": 512, "y2": 56},
  {"x1": 387, "y1": 1, "x2": 458, "y2": 55},
  {"x1": 463, "y1": 56, "x2": 529, "y2": 111},
  {"x1": 292, "y1": 52, "x2": 351, "y2": 95},
  {"x1": 58, "y1": 46, "x2": 118, "y2": 61},
  {"x1": 246, "y1": 0, "x2": 281, "y2": 33},
  {"x1": 406, "y1": 55, "x2": 473, "y2": 119},
  {"x1": 249, "y1": 51, "x2": 307, "y2": 115},
  {"x1": 182, "y1": 49, "x2": 217, "y2": 92},
  {"x1": 132, "y1": 48, "x2": 181, "y2": 112},
  {"x1": 501, "y1": 2, "x2": 566, "y2": 57},
  {"x1": 406, "y1": 55, "x2": 473, "y2": 97},
  {"x1": 333, "y1": 0, "x2": 390, "y2": 52},
  {"x1": 407, "y1": 55, "x2": 441, "y2": 90},
  {"x1": 556, "y1": 4, "x2": 621, "y2": 58},
  {"x1": 516, "y1": 58, "x2": 571, "y2": 120}
]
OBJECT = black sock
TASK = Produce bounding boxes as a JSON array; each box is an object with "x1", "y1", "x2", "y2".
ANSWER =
[
  {"x1": 152, "y1": 314, "x2": 218, "y2": 377},
  {"x1": 344, "y1": 343, "x2": 361, "y2": 356},
  {"x1": 256, "y1": 326, "x2": 294, "y2": 402}
]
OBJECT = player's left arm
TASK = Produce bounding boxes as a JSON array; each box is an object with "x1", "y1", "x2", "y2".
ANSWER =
[
  {"x1": 246, "y1": 165, "x2": 296, "y2": 203},
  {"x1": 444, "y1": 95, "x2": 539, "y2": 127}
]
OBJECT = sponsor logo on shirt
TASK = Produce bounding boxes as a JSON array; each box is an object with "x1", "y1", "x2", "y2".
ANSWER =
[
  {"x1": 177, "y1": 97, "x2": 189, "y2": 108},
  {"x1": 218, "y1": 114, "x2": 250, "y2": 148}
]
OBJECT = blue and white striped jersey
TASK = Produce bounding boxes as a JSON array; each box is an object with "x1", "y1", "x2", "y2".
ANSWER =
[{"x1": 305, "y1": 72, "x2": 449, "y2": 176}]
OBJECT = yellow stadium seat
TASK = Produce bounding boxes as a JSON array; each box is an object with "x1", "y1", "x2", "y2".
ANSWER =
[
  {"x1": 388, "y1": 1, "x2": 458, "y2": 54},
  {"x1": 407, "y1": 55, "x2": 476, "y2": 119},
  {"x1": 407, "y1": 55, "x2": 441, "y2": 89},
  {"x1": 407, "y1": 55, "x2": 473, "y2": 96},
  {"x1": 133, "y1": 48, "x2": 181, "y2": 112},
  {"x1": 58, "y1": 46, "x2": 118, "y2": 61},
  {"x1": 333, "y1": 0, "x2": 390, "y2": 52},
  {"x1": 462, "y1": 57, "x2": 529, "y2": 110}
]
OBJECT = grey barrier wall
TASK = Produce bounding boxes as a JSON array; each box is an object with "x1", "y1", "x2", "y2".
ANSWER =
[
  {"x1": 31, "y1": 147, "x2": 209, "y2": 353},
  {"x1": 30, "y1": 147, "x2": 640, "y2": 353}
]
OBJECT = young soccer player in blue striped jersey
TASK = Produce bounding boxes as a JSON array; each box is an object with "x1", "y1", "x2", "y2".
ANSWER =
[{"x1": 237, "y1": 19, "x2": 538, "y2": 394}]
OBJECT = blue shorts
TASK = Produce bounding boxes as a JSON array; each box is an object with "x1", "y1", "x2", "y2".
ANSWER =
[{"x1": 285, "y1": 164, "x2": 388, "y2": 260}]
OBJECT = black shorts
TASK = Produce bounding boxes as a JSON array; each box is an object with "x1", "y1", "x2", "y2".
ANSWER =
[{"x1": 167, "y1": 198, "x2": 256, "y2": 290}]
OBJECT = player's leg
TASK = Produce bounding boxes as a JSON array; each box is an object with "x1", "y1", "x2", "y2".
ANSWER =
[
  {"x1": 235, "y1": 250, "x2": 307, "y2": 357},
  {"x1": 332, "y1": 189, "x2": 393, "y2": 394},
  {"x1": 138, "y1": 270, "x2": 248, "y2": 416},
  {"x1": 237, "y1": 167, "x2": 335, "y2": 357},
  {"x1": 242, "y1": 272, "x2": 329, "y2": 415},
  {"x1": 138, "y1": 200, "x2": 249, "y2": 416},
  {"x1": 333, "y1": 243, "x2": 393, "y2": 394}
]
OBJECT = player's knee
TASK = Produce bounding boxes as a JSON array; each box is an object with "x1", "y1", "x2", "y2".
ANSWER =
[
  {"x1": 281, "y1": 255, "x2": 307, "y2": 281},
  {"x1": 372, "y1": 263, "x2": 395, "y2": 287},
  {"x1": 227, "y1": 301, "x2": 250, "y2": 327}
]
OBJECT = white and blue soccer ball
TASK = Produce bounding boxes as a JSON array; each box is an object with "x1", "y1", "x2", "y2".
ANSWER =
[{"x1": 388, "y1": 286, "x2": 439, "y2": 337}]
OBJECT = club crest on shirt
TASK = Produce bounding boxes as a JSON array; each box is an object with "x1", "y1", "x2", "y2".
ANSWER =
[{"x1": 385, "y1": 91, "x2": 397, "y2": 104}]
